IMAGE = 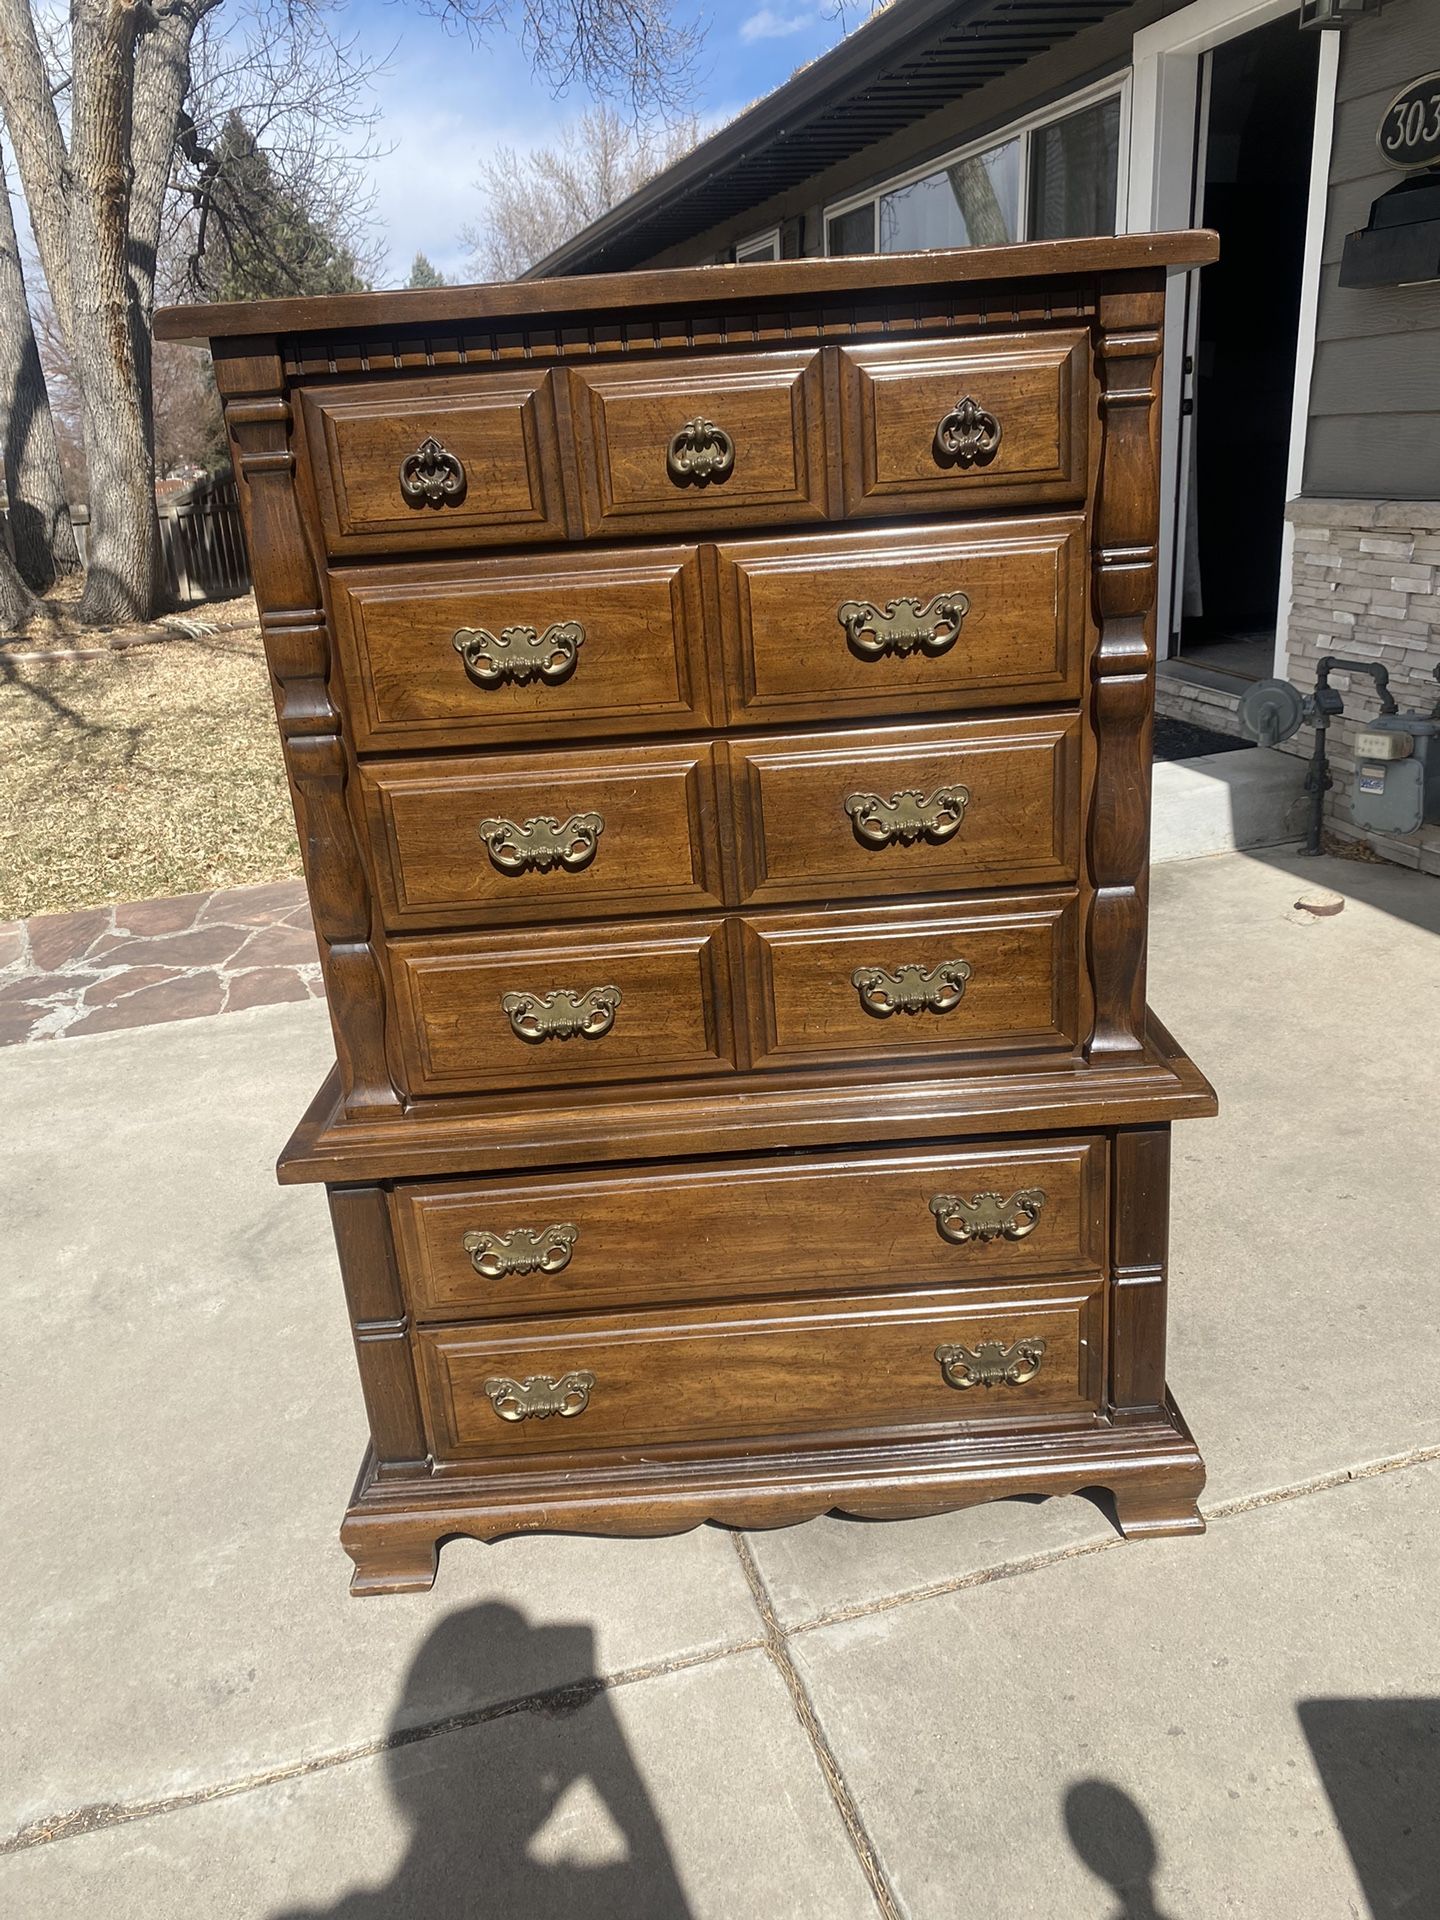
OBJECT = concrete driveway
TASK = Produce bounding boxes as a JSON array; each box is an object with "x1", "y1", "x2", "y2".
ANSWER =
[{"x1": 3, "y1": 848, "x2": 1437, "y2": 1918}]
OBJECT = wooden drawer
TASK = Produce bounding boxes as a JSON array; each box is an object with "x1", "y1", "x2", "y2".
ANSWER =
[
  {"x1": 329, "y1": 547, "x2": 711, "y2": 752},
  {"x1": 716, "y1": 515, "x2": 1086, "y2": 727},
  {"x1": 417, "y1": 1279, "x2": 1106, "y2": 1461},
  {"x1": 567, "y1": 350, "x2": 833, "y2": 537},
  {"x1": 360, "y1": 742, "x2": 726, "y2": 930},
  {"x1": 728, "y1": 714, "x2": 1080, "y2": 908},
  {"x1": 299, "y1": 372, "x2": 567, "y2": 556},
  {"x1": 837, "y1": 331, "x2": 1090, "y2": 518},
  {"x1": 742, "y1": 894, "x2": 1080, "y2": 1073},
  {"x1": 393, "y1": 1136, "x2": 1107, "y2": 1321},
  {"x1": 389, "y1": 918, "x2": 738, "y2": 1097}
]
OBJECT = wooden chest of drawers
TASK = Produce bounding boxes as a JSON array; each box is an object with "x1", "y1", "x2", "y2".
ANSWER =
[{"x1": 157, "y1": 233, "x2": 1219, "y2": 1596}]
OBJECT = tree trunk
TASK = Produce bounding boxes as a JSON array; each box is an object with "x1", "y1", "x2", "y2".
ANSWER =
[
  {"x1": 0, "y1": 527, "x2": 38, "y2": 633},
  {"x1": 0, "y1": 136, "x2": 81, "y2": 590},
  {"x1": 67, "y1": 0, "x2": 161, "y2": 626}
]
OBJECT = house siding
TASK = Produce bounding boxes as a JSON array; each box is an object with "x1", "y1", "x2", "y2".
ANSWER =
[
  {"x1": 1304, "y1": 0, "x2": 1440, "y2": 500},
  {"x1": 636, "y1": 0, "x2": 1182, "y2": 271}
]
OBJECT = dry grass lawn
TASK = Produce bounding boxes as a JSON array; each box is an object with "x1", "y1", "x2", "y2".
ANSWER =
[{"x1": 0, "y1": 621, "x2": 302, "y2": 920}]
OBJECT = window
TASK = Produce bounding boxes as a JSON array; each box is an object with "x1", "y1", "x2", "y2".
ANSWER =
[
  {"x1": 879, "y1": 138, "x2": 1021, "y2": 252},
  {"x1": 826, "y1": 203, "x2": 876, "y2": 257},
  {"x1": 824, "y1": 80, "x2": 1128, "y2": 258},
  {"x1": 1028, "y1": 95, "x2": 1121, "y2": 241},
  {"x1": 736, "y1": 228, "x2": 781, "y2": 264}
]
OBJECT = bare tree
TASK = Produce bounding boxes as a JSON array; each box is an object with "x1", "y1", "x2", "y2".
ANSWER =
[
  {"x1": 428, "y1": 0, "x2": 702, "y2": 118},
  {"x1": 464, "y1": 106, "x2": 699, "y2": 281},
  {"x1": 0, "y1": 134, "x2": 79, "y2": 594},
  {"x1": 0, "y1": 530, "x2": 36, "y2": 633},
  {"x1": 0, "y1": 0, "x2": 703, "y2": 626}
]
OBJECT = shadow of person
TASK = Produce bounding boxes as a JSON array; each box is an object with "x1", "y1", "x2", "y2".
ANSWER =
[
  {"x1": 272, "y1": 1601, "x2": 694, "y2": 1919},
  {"x1": 1063, "y1": 1779, "x2": 1177, "y2": 1920}
]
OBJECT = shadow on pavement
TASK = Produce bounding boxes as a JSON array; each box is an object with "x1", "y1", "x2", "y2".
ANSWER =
[
  {"x1": 1299, "y1": 1698, "x2": 1440, "y2": 1920},
  {"x1": 272, "y1": 1602, "x2": 693, "y2": 1919},
  {"x1": 1063, "y1": 1779, "x2": 1178, "y2": 1920}
]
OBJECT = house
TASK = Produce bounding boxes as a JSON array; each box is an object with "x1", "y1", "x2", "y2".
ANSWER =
[{"x1": 533, "y1": 0, "x2": 1440, "y2": 868}]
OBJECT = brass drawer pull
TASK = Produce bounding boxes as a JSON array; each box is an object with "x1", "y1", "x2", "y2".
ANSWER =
[
  {"x1": 399, "y1": 435, "x2": 466, "y2": 505},
  {"x1": 935, "y1": 1338, "x2": 1046, "y2": 1390},
  {"x1": 483, "y1": 1371, "x2": 596, "y2": 1421},
  {"x1": 929, "y1": 1189, "x2": 1047, "y2": 1244},
  {"x1": 502, "y1": 985, "x2": 621, "y2": 1043},
  {"x1": 479, "y1": 812, "x2": 605, "y2": 875},
  {"x1": 453, "y1": 621, "x2": 584, "y2": 689},
  {"x1": 845, "y1": 786, "x2": 970, "y2": 849},
  {"x1": 852, "y1": 959, "x2": 972, "y2": 1018},
  {"x1": 838, "y1": 592, "x2": 971, "y2": 660},
  {"x1": 934, "y1": 396, "x2": 1002, "y2": 468},
  {"x1": 462, "y1": 1223, "x2": 579, "y2": 1278},
  {"x1": 667, "y1": 417, "x2": 735, "y2": 485}
]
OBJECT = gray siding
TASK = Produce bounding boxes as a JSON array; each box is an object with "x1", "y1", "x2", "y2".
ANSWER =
[{"x1": 1305, "y1": 0, "x2": 1440, "y2": 500}]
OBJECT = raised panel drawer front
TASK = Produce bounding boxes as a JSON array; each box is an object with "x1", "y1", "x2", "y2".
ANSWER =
[
  {"x1": 328, "y1": 547, "x2": 710, "y2": 752},
  {"x1": 568, "y1": 350, "x2": 832, "y2": 536},
  {"x1": 390, "y1": 919, "x2": 737, "y2": 1097},
  {"x1": 743, "y1": 894, "x2": 1080, "y2": 1072},
  {"x1": 392, "y1": 1136, "x2": 1107, "y2": 1320},
  {"x1": 418, "y1": 1279, "x2": 1106, "y2": 1461},
  {"x1": 729, "y1": 714, "x2": 1081, "y2": 908},
  {"x1": 299, "y1": 371, "x2": 566, "y2": 555},
  {"x1": 837, "y1": 331, "x2": 1090, "y2": 518},
  {"x1": 717, "y1": 515, "x2": 1085, "y2": 726},
  {"x1": 360, "y1": 742, "x2": 726, "y2": 930}
]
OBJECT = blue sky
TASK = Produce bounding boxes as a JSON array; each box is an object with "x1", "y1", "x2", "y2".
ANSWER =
[{"x1": 352, "y1": 2, "x2": 860, "y2": 285}]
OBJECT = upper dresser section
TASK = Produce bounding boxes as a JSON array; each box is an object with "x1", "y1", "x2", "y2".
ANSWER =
[{"x1": 297, "y1": 330, "x2": 1090, "y2": 558}]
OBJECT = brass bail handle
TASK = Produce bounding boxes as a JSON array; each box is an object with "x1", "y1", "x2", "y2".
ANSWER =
[
  {"x1": 667, "y1": 417, "x2": 735, "y2": 485},
  {"x1": 933, "y1": 396, "x2": 1002, "y2": 468}
]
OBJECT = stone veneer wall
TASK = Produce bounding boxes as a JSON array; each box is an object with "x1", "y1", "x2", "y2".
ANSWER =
[{"x1": 1280, "y1": 498, "x2": 1440, "y2": 875}]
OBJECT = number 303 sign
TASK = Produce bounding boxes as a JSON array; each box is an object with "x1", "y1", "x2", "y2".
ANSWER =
[{"x1": 1378, "y1": 72, "x2": 1440, "y2": 172}]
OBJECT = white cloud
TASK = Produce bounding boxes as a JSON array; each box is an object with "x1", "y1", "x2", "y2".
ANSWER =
[{"x1": 739, "y1": 7, "x2": 817, "y2": 43}]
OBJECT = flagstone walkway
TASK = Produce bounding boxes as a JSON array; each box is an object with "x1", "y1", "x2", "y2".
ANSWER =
[{"x1": 0, "y1": 879, "x2": 321, "y2": 1046}]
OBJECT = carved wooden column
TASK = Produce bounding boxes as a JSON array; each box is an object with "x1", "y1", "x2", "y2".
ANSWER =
[
  {"x1": 1109, "y1": 1125, "x2": 1171, "y2": 1417},
  {"x1": 328, "y1": 1185, "x2": 428, "y2": 1476},
  {"x1": 212, "y1": 337, "x2": 399, "y2": 1114},
  {"x1": 1087, "y1": 274, "x2": 1165, "y2": 1059}
]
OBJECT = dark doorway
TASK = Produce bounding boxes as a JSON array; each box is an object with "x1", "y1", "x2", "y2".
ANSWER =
[{"x1": 1180, "y1": 14, "x2": 1320, "y2": 679}]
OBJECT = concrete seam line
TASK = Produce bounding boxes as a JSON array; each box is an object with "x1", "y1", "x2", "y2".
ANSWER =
[
  {"x1": 782, "y1": 1442, "x2": 1440, "y2": 1640},
  {"x1": 0, "y1": 1634, "x2": 767, "y2": 1856},
  {"x1": 730, "y1": 1534, "x2": 904, "y2": 1920}
]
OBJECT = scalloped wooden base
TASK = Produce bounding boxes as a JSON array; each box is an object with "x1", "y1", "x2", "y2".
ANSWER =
[{"x1": 339, "y1": 1395, "x2": 1205, "y2": 1596}]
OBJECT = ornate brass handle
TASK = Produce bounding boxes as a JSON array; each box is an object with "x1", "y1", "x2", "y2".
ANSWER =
[
  {"x1": 845, "y1": 786, "x2": 970, "y2": 849},
  {"x1": 935, "y1": 1339, "x2": 1046, "y2": 1389},
  {"x1": 852, "y1": 959, "x2": 972, "y2": 1018},
  {"x1": 929, "y1": 1189, "x2": 1047, "y2": 1245},
  {"x1": 453, "y1": 621, "x2": 584, "y2": 689},
  {"x1": 462, "y1": 1223, "x2": 579, "y2": 1278},
  {"x1": 483, "y1": 1371, "x2": 595, "y2": 1421},
  {"x1": 478, "y1": 813, "x2": 604, "y2": 875},
  {"x1": 399, "y1": 435, "x2": 466, "y2": 505},
  {"x1": 667, "y1": 417, "x2": 735, "y2": 485},
  {"x1": 934, "y1": 396, "x2": 1002, "y2": 468},
  {"x1": 837, "y1": 592, "x2": 971, "y2": 660},
  {"x1": 502, "y1": 985, "x2": 621, "y2": 1043}
]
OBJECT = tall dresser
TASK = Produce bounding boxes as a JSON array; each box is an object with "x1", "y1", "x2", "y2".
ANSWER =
[{"x1": 157, "y1": 233, "x2": 1219, "y2": 1596}]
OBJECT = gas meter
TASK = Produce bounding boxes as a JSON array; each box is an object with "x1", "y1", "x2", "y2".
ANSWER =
[
  {"x1": 1351, "y1": 713, "x2": 1440, "y2": 835},
  {"x1": 1239, "y1": 654, "x2": 1440, "y2": 854}
]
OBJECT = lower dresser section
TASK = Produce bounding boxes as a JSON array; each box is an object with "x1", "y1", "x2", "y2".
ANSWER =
[{"x1": 416, "y1": 1280, "x2": 1105, "y2": 1463}]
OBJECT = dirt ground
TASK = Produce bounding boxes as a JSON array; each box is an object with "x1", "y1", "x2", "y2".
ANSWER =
[{"x1": 0, "y1": 611, "x2": 302, "y2": 920}]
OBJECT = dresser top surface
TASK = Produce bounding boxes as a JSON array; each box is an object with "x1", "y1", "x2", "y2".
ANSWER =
[{"x1": 155, "y1": 230, "x2": 1218, "y2": 348}]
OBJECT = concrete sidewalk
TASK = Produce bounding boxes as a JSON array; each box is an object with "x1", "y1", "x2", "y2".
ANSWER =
[{"x1": 3, "y1": 849, "x2": 1438, "y2": 1918}]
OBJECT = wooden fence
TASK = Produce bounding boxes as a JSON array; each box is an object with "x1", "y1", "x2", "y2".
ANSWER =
[{"x1": 3, "y1": 474, "x2": 251, "y2": 610}]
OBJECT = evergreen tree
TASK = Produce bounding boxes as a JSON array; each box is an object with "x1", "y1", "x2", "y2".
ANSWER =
[
  {"x1": 406, "y1": 252, "x2": 447, "y2": 289},
  {"x1": 204, "y1": 115, "x2": 367, "y2": 302}
]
